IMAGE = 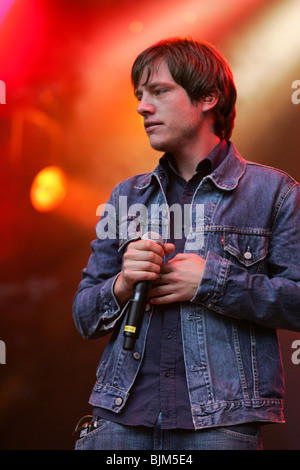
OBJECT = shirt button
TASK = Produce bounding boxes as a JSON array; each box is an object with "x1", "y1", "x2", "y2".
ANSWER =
[
  {"x1": 166, "y1": 333, "x2": 172, "y2": 339},
  {"x1": 115, "y1": 397, "x2": 123, "y2": 406},
  {"x1": 164, "y1": 371, "x2": 170, "y2": 378},
  {"x1": 145, "y1": 303, "x2": 151, "y2": 311},
  {"x1": 244, "y1": 251, "x2": 252, "y2": 260}
]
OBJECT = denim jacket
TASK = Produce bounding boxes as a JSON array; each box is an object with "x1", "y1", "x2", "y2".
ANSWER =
[{"x1": 73, "y1": 142, "x2": 300, "y2": 429}]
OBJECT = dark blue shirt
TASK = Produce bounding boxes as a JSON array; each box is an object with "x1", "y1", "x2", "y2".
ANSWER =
[{"x1": 94, "y1": 140, "x2": 229, "y2": 428}]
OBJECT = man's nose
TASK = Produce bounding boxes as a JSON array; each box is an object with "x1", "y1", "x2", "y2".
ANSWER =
[{"x1": 137, "y1": 98, "x2": 154, "y2": 116}]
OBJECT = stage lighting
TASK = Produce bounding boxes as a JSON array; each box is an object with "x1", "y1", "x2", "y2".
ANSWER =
[
  {"x1": 129, "y1": 21, "x2": 143, "y2": 34},
  {"x1": 183, "y1": 11, "x2": 197, "y2": 23},
  {"x1": 30, "y1": 166, "x2": 67, "y2": 212}
]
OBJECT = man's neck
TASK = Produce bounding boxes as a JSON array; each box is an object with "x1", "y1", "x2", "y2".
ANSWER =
[{"x1": 173, "y1": 135, "x2": 221, "y2": 181}]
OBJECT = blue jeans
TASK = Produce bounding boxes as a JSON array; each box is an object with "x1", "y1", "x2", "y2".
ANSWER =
[{"x1": 75, "y1": 414, "x2": 263, "y2": 450}]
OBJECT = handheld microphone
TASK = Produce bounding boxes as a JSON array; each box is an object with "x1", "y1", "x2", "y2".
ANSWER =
[{"x1": 123, "y1": 231, "x2": 163, "y2": 351}]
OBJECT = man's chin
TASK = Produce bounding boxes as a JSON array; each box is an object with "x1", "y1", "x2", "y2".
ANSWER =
[{"x1": 149, "y1": 138, "x2": 170, "y2": 153}]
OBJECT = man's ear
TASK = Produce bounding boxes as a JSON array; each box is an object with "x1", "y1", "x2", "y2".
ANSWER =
[{"x1": 201, "y1": 93, "x2": 218, "y2": 112}]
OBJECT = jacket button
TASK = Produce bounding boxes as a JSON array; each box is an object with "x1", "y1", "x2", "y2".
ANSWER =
[
  {"x1": 133, "y1": 352, "x2": 141, "y2": 360},
  {"x1": 244, "y1": 251, "x2": 252, "y2": 260},
  {"x1": 115, "y1": 397, "x2": 123, "y2": 406}
]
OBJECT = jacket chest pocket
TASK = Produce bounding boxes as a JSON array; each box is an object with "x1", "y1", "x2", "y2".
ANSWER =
[{"x1": 223, "y1": 232, "x2": 269, "y2": 271}]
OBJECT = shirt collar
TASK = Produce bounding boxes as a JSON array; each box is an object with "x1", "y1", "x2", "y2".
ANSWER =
[{"x1": 159, "y1": 139, "x2": 229, "y2": 182}]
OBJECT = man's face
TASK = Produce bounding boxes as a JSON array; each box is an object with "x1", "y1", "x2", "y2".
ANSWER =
[{"x1": 135, "y1": 60, "x2": 205, "y2": 157}]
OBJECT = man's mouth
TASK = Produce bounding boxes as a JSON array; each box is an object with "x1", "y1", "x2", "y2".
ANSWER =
[{"x1": 144, "y1": 121, "x2": 163, "y2": 133}]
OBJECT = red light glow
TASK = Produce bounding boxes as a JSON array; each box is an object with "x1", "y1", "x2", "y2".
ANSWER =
[{"x1": 0, "y1": 0, "x2": 45, "y2": 86}]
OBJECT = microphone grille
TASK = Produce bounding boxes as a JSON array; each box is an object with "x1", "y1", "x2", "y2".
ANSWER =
[{"x1": 142, "y1": 231, "x2": 163, "y2": 246}]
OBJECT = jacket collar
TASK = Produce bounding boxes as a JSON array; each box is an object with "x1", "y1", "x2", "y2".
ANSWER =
[
  {"x1": 133, "y1": 141, "x2": 246, "y2": 192},
  {"x1": 207, "y1": 141, "x2": 246, "y2": 191}
]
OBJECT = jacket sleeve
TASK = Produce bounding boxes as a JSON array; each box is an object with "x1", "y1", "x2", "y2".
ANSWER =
[
  {"x1": 192, "y1": 181, "x2": 300, "y2": 332},
  {"x1": 73, "y1": 187, "x2": 125, "y2": 339}
]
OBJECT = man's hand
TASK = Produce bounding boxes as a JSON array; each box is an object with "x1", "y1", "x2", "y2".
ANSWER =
[
  {"x1": 114, "y1": 239, "x2": 174, "y2": 307},
  {"x1": 149, "y1": 253, "x2": 206, "y2": 304}
]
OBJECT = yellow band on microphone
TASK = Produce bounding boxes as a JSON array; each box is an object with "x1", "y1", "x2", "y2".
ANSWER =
[{"x1": 124, "y1": 325, "x2": 136, "y2": 333}]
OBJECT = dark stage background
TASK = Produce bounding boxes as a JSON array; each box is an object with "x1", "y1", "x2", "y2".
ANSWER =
[{"x1": 0, "y1": 0, "x2": 300, "y2": 450}]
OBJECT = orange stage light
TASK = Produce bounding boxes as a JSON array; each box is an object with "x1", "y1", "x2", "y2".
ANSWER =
[
  {"x1": 129, "y1": 21, "x2": 143, "y2": 34},
  {"x1": 30, "y1": 166, "x2": 67, "y2": 212}
]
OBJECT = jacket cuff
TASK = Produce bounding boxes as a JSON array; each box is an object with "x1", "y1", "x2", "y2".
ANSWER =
[
  {"x1": 81, "y1": 275, "x2": 123, "y2": 338},
  {"x1": 96, "y1": 274, "x2": 123, "y2": 322}
]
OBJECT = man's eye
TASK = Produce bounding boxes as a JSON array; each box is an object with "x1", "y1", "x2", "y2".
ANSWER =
[{"x1": 154, "y1": 89, "x2": 165, "y2": 96}]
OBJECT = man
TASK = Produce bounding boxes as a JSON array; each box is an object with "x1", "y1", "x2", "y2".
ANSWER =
[{"x1": 73, "y1": 38, "x2": 300, "y2": 450}]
